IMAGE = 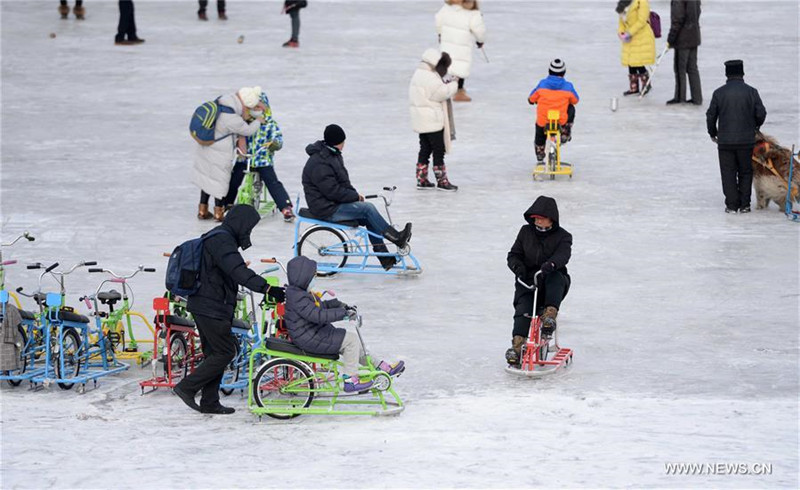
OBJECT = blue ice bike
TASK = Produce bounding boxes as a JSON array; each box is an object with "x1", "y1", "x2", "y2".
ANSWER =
[
  {"x1": 293, "y1": 187, "x2": 422, "y2": 276},
  {"x1": 24, "y1": 261, "x2": 129, "y2": 392}
]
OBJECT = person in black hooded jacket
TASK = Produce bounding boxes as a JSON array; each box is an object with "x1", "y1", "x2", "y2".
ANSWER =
[
  {"x1": 174, "y1": 205, "x2": 285, "y2": 414},
  {"x1": 505, "y1": 196, "x2": 572, "y2": 366}
]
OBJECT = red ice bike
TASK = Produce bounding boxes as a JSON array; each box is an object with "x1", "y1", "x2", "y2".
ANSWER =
[{"x1": 505, "y1": 272, "x2": 574, "y2": 377}]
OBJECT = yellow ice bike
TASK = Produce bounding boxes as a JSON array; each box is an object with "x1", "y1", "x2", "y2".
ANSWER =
[{"x1": 533, "y1": 110, "x2": 573, "y2": 180}]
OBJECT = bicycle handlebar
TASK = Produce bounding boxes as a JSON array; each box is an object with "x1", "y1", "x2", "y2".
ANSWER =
[
  {"x1": 516, "y1": 271, "x2": 544, "y2": 290},
  {"x1": 144, "y1": 268, "x2": 156, "y2": 273},
  {"x1": 163, "y1": 252, "x2": 171, "y2": 257},
  {"x1": 45, "y1": 262, "x2": 59, "y2": 273},
  {"x1": 1, "y1": 260, "x2": 18, "y2": 266},
  {"x1": 1, "y1": 231, "x2": 35, "y2": 247},
  {"x1": 88, "y1": 268, "x2": 103, "y2": 273},
  {"x1": 364, "y1": 194, "x2": 378, "y2": 199}
]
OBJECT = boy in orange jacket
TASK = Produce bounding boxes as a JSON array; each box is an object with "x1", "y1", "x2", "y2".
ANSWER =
[{"x1": 528, "y1": 59, "x2": 580, "y2": 164}]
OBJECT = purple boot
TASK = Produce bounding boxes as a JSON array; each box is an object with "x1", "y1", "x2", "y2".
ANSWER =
[
  {"x1": 378, "y1": 360, "x2": 405, "y2": 376},
  {"x1": 343, "y1": 376, "x2": 374, "y2": 393}
]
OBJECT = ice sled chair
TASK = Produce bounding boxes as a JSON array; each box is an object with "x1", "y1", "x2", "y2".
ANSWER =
[
  {"x1": 247, "y1": 314, "x2": 404, "y2": 419},
  {"x1": 533, "y1": 110, "x2": 573, "y2": 180},
  {"x1": 292, "y1": 189, "x2": 422, "y2": 276}
]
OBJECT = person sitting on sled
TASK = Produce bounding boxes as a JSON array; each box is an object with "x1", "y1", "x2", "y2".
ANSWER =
[
  {"x1": 284, "y1": 256, "x2": 405, "y2": 392},
  {"x1": 505, "y1": 196, "x2": 572, "y2": 366},
  {"x1": 527, "y1": 58, "x2": 580, "y2": 166}
]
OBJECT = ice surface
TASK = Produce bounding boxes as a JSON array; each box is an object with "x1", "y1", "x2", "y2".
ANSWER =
[{"x1": 1, "y1": 0, "x2": 798, "y2": 488}]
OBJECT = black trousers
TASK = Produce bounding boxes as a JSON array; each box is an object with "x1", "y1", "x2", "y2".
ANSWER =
[
  {"x1": 418, "y1": 129, "x2": 446, "y2": 168},
  {"x1": 198, "y1": 0, "x2": 225, "y2": 13},
  {"x1": 116, "y1": 1, "x2": 137, "y2": 41},
  {"x1": 718, "y1": 146, "x2": 754, "y2": 210},
  {"x1": 628, "y1": 66, "x2": 647, "y2": 75},
  {"x1": 289, "y1": 7, "x2": 300, "y2": 40},
  {"x1": 176, "y1": 314, "x2": 237, "y2": 407},
  {"x1": 199, "y1": 191, "x2": 224, "y2": 208},
  {"x1": 224, "y1": 162, "x2": 292, "y2": 211},
  {"x1": 535, "y1": 104, "x2": 575, "y2": 146},
  {"x1": 512, "y1": 271, "x2": 570, "y2": 338},
  {"x1": 673, "y1": 48, "x2": 702, "y2": 103},
  {"x1": 457, "y1": 78, "x2": 465, "y2": 90}
]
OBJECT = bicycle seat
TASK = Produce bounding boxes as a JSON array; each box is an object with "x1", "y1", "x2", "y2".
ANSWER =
[
  {"x1": 265, "y1": 337, "x2": 340, "y2": 360},
  {"x1": 298, "y1": 208, "x2": 359, "y2": 228},
  {"x1": 98, "y1": 290, "x2": 122, "y2": 304},
  {"x1": 232, "y1": 318, "x2": 250, "y2": 335},
  {"x1": 165, "y1": 315, "x2": 196, "y2": 328},
  {"x1": 53, "y1": 309, "x2": 90, "y2": 324},
  {"x1": 19, "y1": 309, "x2": 37, "y2": 320},
  {"x1": 33, "y1": 293, "x2": 48, "y2": 305}
]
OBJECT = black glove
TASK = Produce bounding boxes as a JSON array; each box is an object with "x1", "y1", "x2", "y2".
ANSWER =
[
  {"x1": 512, "y1": 264, "x2": 527, "y2": 278},
  {"x1": 540, "y1": 262, "x2": 556, "y2": 274},
  {"x1": 266, "y1": 285, "x2": 285, "y2": 303},
  {"x1": 476, "y1": 42, "x2": 484, "y2": 48}
]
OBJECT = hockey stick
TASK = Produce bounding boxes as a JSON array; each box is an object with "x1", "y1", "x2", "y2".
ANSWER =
[{"x1": 639, "y1": 45, "x2": 670, "y2": 99}]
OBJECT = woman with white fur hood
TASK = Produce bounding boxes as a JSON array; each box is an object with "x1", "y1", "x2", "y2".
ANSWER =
[
  {"x1": 409, "y1": 48, "x2": 459, "y2": 191},
  {"x1": 435, "y1": 0, "x2": 486, "y2": 102},
  {"x1": 192, "y1": 86, "x2": 266, "y2": 221}
]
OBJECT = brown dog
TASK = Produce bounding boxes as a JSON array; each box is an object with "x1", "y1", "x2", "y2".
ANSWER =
[{"x1": 751, "y1": 133, "x2": 800, "y2": 210}]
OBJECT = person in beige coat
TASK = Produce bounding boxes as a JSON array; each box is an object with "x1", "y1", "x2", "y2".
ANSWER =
[
  {"x1": 409, "y1": 48, "x2": 459, "y2": 191},
  {"x1": 435, "y1": 0, "x2": 486, "y2": 102},
  {"x1": 192, "y1": 87, "x2": 266, "y2": 221}
]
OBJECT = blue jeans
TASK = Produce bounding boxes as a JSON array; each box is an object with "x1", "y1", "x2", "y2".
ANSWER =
[{"x1": 329, "y1": 202, "x2": 390, "y2": 246}]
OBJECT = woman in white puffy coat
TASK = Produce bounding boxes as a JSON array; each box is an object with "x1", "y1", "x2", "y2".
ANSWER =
[
  {"x1": 435, "y1": 0, "x2": 486, "y2": 102},
  {"x1": 192, "y1": 87, "x2": 264, "y2": 221},
  {"x1": 409, "y1": 48, "x2": 459, "y2": 191}
]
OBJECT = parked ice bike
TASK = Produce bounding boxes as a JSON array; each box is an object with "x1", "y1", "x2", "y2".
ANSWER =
[
  {"x1": 248, "y1": 313, "x2": 404, "y2": 419},
  {"x1": 533, "y1": 110, "x2": 573, "y2": 180},
  {"x1": 81, "y1": 265, "x2": 157, "y2": 366},
  {"x1": 293, "y1": 187, "x2": 422, "y2": 276},
  {"x1": 505, "y1": 272, "x2": 573, "y2": 377},
  {"x1": 20, "y1": 260, "x2": 129, "y2": 391},
  {"x1": 220, "y1": 258, "x2": 285, "y2": 395},
  {"x1": 139, "y1": 295, "x2": 203, "y2": 394},
  {"x1": 234, "y1": 148, "x2": 277, "y2": 218}
]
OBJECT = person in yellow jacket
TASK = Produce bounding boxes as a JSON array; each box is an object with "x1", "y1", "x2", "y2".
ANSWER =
[{"x1": 616, "y1": 0, "x2": 655, "y2": 96}]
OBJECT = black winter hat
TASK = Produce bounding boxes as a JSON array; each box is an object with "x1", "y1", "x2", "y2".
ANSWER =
[
  {"x1": 725, "y1": 60, "x2": 744, "y2": 78},
  {"x1": 323, "y1": 124, "x2": 346, "y2": 146}
]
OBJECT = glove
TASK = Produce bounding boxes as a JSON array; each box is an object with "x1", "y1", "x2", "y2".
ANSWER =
[
  {"x1": 345, "y1": 306, "x2": 358, "y2": 320},
  {"x1": 512, "y1": 264, "x2": 527, "y2": 279},
  {"x1": 476, "y1": 42, "x2": 484, "y2": 48},
  {"x1": 618, "y1": 31, "x2": 632, "y2": 43},
  {"x1": 266, "y1": 285, "x2": 285, "y2": 303},
  {"x1": 540, "y1": 262, "x2": 556, "y2": 274}
]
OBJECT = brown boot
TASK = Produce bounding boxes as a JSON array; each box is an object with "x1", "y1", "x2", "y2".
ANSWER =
[
  {"x1": 505, "y1": 335, "x2": 526, "y2": 366},
  {"x1": 541, "y1": 306, "x2": 558, "y2": 337},
  {"x1": 59, "y1": 4, "x2": 69, "y2": 18},
  {"x1": 623, "y1": 74, "x2": 639, "y2": 96},
  {"x1": 197, "y1": 203, "x2": 212, "y2": 220},
  {"x1": 213, "y1": 206, "x2": 225, "y2": 222},
  {"x1": 73, "y1": 5, "x2": 85, "y2": 19},
  {"x1": 453, "y1": 89, "x2": 472, "y2": 102}
]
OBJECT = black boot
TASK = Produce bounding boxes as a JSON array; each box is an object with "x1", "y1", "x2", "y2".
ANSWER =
[
  {"x1": 373, "y1": 243, "x2": 397, "y2": 271},
  {"x1": 173, "y1": 384, "x2": 201, "y2": 412},
  {"x1": 200, "y1": 403, "x2": 235, "y2": 415},
  {"x1": 382, "y1": 223, "x2": 412, "y2": 249}
]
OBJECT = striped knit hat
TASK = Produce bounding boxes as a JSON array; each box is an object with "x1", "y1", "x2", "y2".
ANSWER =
[{"x1": 549, "y1": 58, "x2": 566, "y2": 76}]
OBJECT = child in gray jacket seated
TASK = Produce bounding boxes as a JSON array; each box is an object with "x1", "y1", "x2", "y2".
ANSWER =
[{"x1": 284, "y1": 256, "x2": 404, "y2": 392}]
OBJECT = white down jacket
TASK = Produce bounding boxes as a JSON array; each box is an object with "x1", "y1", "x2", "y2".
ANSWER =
[
  {"x1": 192, "y1": 94, "x2": 261, "y2": 199},
  {"x1": 435, "y1": 2, "x2": 486, "y2": 79},
  {"x1": 409, "y1": 49, "x2": 458, "y2": 142}
]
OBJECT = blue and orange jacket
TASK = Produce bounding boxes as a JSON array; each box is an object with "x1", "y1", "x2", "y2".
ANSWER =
[{"x1": 528, "y1": 75, "x2": 580, "y2": 126}]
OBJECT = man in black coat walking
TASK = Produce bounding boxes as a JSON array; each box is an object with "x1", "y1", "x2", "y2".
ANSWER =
[
  {"x1": 666, "y1": 0, "x2": 702, "y2": 104},
  {"x1": 301, "y1": 124, "x2": 412, "y2": 270},
  {"x1": 505, "y1": 196, "x2": 572, "y2": 366},
  {"x1": 706, "y1": 60, "x2": 767, "y2": 213},
  {"x1": 174, "y1": 205, "x2": 285, "y2": 414},
  {"x1": 115, "y1": 1, "x2": 144, "y2": 45}
]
